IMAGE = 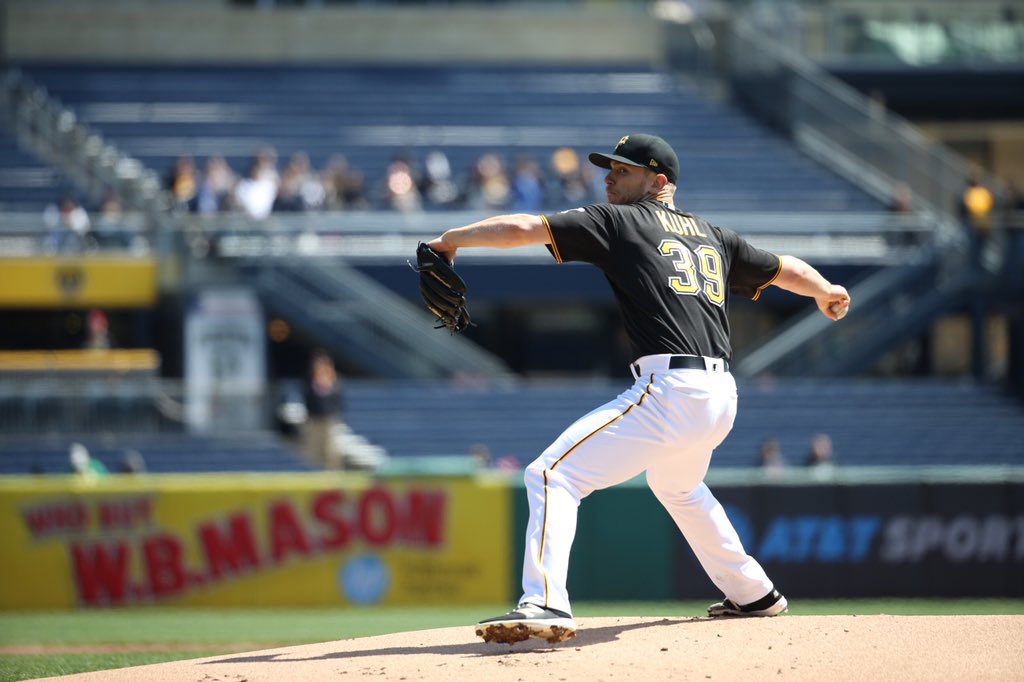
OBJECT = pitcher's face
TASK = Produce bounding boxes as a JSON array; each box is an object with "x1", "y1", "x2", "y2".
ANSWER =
[{"x1": 604, "y1": 161, "x2": 659, "y2": 205}]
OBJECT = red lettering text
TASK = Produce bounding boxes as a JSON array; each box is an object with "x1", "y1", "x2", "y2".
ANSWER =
[
  {"x1": 199, "y1": 514, "x2": 261, "y2": 579},
  {"x1": 403, "y1": 490, "x2": 446, "y2": 547},
  {"x1": 71, "y1": 541, "x2": 129, "y2": 606},
  {"x1": 99, "y1": 496, "x2": 153, "y2": 531},
  {"x1": 23, "y1": 501, "x2": 88, "y2": 539},
  {"x1": 269, "y1": 501, "x2": 311, "y2": 563},
  {"x1": 359, "y1": 488, "x2": 397, "y2": 546},
  {"x1": 313, "y1": 491, "x2": 350, "y2": 550},
  {"x1": 143, "y1": 534, "x2": 187, "y2": 597}
]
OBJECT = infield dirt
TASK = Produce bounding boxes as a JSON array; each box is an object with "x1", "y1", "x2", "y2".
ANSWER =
[{"x1": 31, "y1": 615, "x2": 1023, "y2": 681}]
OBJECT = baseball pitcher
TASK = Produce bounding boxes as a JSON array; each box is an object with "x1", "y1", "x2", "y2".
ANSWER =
[{"x1": 421, "y1": 133, "x2": 851, "y2": 644}]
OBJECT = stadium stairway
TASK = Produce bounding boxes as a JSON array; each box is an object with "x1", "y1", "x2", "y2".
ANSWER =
[
  {"x1": 340, "y1": 378, "x2": 1024, "y2": 469},
  {"x1": 239, "y1": 257, "x2": 511, "y2": 381},
  {"x1": 14, "y1": 64, "x2": 884, "y2": 214}
]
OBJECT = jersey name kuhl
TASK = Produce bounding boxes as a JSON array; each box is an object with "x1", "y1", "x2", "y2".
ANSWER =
[{"x1": 542, "y1": 199, "x2": 782, "y2": 361}]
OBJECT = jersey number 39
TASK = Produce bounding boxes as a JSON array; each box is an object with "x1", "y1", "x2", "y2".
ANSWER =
[{"x1": 657, "y1": 240, "x2": 725, "y2": 307}]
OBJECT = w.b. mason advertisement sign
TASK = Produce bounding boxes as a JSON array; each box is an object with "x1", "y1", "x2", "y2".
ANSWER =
[{"x1": 0, "y1": 476, "x2": 510, "y2": 608}]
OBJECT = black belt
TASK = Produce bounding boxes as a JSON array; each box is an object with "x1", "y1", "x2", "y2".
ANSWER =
[{"x1": 632, "y1": 355, "x2": 730, "y2": 374}]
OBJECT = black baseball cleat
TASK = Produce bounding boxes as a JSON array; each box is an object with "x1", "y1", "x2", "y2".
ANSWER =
[
  {"x1": 707, "y1": 589, "x2": 788, "y2": 617},
  {"x1": 475, "y1": 603, "x2": 577, "y2": 644}
]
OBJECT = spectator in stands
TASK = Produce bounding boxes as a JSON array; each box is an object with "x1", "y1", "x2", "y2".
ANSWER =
[
  {"x1": 166, "y1": 155, "x2": 200, "y2": 212},
  {"x1": 959, "y1": 172, "x2": 996, "y2": 271},
  {"x1": 757, "y1": 437, "x2": 786, "y2": 479},
  {"x1": 234, "y1": 146, "x2": 280, "y2": 220},
  {"x1": 196, "y1": 156, "x2": 238, "y2": 216},
  {"x1": 1003, "y1": 179, "x2": 1024, "y2": 212},
  {"x1": 804, "y1": 433, "x2": 836, "y2": 479},
  {"x1": 117, "y1": 450, "x2": 147, "y2": 474},
  {"x1": 382, "y1": 155, "x2": 422, "y2": 212},
  {"x1": 68, "y1": 442, "x2": 108, "y2": 481},
  {"x1": 495, "y1": 455, "x2": 522, "y2": 471},
  {"x1": 884, "y1": 182, "x2": 919, "y2": 246},
  {"x1": 961, "y1": 173, "x2": 995, "y2": 235},
  {"x1": 887, "y1": 182, "x2": 913, "y2": 214},
  {"x1": 302, "y1": 349, "x2": 345, "y2": 469},
  {"x1": 92, "y1": 191, "x2": 133, "y2": 250},
  {"x1": 320, "y1": 154, "x2": 369, "y2": 211},
  {"x1": 43, "y1": 194, "x2": 93, "y2": 253},
  {"x1": 546, "y1": 147, "x2": 597, "y2": 208},
  {"x1": 469, "y1": 442, "x2": 493, "y2": 468},
  {"x1": 274, "y1": 151, "x2": 326, "y2": 213},
  {"x1": 419, "y1": 150, "x2": 461, "y2": 209},
  {"x1": 465, "y1": 153, "x2": 510, "y2": 210},
  {"x1": 82, "y1": 309, "x2": 116, "y2": 350},
  {"x1": 509, "y1": 154, "x2": 545, "y2": 212}
]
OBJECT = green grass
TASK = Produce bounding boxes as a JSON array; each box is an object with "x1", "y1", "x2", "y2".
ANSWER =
[
  {"x1": 1, "y1": 601, "x2": 1022, "y2": 682},
  {"x1": 0, "y1": 606, "x2": 498, "y2": 646},
  {"x1": 0, "y1": 652, "x2": 225, "y2": 682}
]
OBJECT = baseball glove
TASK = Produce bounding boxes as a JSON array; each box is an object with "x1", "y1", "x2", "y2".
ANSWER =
[{"x1": 411, "y1": 242, "x2": 472, "y2": 333}]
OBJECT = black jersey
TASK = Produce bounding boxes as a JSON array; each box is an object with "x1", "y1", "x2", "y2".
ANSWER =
[{"x1": 542, "y1": 199, "x2": 782, "y2": 361}]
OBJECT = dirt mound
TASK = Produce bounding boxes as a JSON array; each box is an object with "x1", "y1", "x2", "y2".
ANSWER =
[{"x1": 34, "y1": 615, "x2": 1024, "y2": 681}]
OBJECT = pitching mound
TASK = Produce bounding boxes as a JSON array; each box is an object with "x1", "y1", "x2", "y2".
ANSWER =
[{"x1": 36, "y1": 615, "x2": 1023, "y2": 681}]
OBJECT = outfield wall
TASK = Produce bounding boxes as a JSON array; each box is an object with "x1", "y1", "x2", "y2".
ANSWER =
[
  {"x1": 555, "y1": 472, "x2": 1024, "y2": 601},
  {"x1": 0, "y1": 473, "x2": 510, "y2": 609},
  {"x1": 1, "y1": 470, "x2": 1021, "y2": 609}
]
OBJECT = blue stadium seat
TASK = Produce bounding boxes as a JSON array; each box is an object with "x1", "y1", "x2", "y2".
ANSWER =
[
  {"x1": 0, "y1": 433, "x2": 314, "y2": 474},
  {"x1": 16, "y1": 64, "x2": 884, "y2": 213},
  {"x1": 340, "y1": 378, "x2": 1024, "y2": 468},
  {"x1": 0, "y1": 127, "x2": 75, "y2": 211}
]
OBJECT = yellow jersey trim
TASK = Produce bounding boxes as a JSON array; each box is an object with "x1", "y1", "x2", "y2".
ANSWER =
[
  {"x1": 751, "y1": 254, "x2": 783, "y2": 302},
  {"x1": 540, "y1": 215, "x2": 562, "y2": 264}
]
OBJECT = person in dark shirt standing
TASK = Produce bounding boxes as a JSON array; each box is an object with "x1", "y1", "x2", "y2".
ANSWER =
[
  {"x1": 303, "y1": 349, "x2": 343, "y2": 470},
  {"x1": 426, "y1": 133, "x2": 850, "y2": 644}
]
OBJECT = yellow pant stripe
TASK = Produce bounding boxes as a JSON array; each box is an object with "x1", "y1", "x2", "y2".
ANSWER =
[{"x1": 538, "y1": 374, "x2": 655, "y2": 607}]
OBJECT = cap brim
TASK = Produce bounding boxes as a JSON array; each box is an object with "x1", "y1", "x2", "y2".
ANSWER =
[{"x1": 588, "y1": 152, "x2": 646, "y2": 171}]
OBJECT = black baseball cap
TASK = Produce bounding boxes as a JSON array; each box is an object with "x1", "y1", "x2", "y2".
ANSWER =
[{"x1": 588, "y1": 133, "x2": 679, "y2": 185}]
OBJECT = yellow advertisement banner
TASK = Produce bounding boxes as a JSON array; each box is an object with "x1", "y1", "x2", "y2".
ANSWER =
[
  {"x1": 0, "y1": 474, "x2": 510, "y2": 609},
  {"x1": 0, "y1": 257, "x2": 157, "y2": 308}
]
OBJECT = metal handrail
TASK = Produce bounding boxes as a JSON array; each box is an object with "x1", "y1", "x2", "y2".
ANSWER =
[
  {"x1": 727, "y1": 16, "x2": 970, "y2": 228},
  {"x1": 251, "y1": 258, "x2": 511, "y2": 380}
]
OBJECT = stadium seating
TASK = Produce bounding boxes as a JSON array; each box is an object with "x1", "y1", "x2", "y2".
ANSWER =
[
  {"x1": 0, "y1": 432, "x2": 314, "y2": 475},
  {"x1": 3, "y1": 378, "x2": 1018, "y2": 474},
  {"x1": 15, "y1": 64, "x2": 883, "y2": 214},
  {"x1": 340, "y1": 378, "x2": 1024, "y2": 468},
  {"x1": 0, "y1": 125, "x2": 74, "y2": 211}
]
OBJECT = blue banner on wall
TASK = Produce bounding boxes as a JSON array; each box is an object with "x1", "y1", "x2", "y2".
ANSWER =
[{"x1": 672, "y1": 482, "x2": 1024, "y2": 598}]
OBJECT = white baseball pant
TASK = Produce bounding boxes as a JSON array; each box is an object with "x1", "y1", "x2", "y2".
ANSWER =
[{"x1": 518, "y1": 354, "x2": 775, "y2": 615}]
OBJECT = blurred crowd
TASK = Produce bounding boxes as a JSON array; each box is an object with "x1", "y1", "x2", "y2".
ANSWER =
[
  {"x1": 163, "y1": 145, "x2": 605, "y2": 218},
  {"x1": 41, "y1": 190, "x2": 141, "y2": 253},
  {"x1": 38, "y1": 145, "x2": 605, "y2": 254},
  {"x1": 43, "y1": 145, "x2": 1024, "y2": 256}
]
